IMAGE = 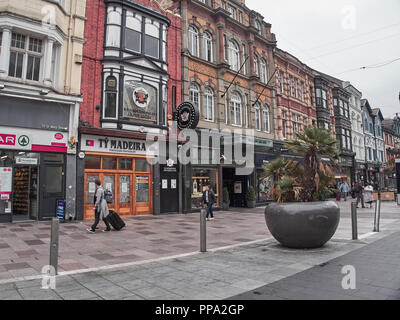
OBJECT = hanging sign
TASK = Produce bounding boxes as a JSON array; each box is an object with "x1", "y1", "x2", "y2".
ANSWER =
[{"x1": 173, "y1": 102, "x2": 200, "y2": 130}]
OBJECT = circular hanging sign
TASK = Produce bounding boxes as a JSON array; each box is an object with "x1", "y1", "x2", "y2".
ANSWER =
[
  {"x1": 173, "y1": 102, "x2": 200, "y2": 130},
  {"x1": 133, "y1": 87, "x2": 150, "y2": 108}
]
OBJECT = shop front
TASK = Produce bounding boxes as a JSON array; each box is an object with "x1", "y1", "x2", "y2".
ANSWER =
[
  {"x1": 336, "y1": 155, "x2": 354, "y2": 186},
  {"x1": 79, "y1": 134, "x2": 154, "y2": 220},
  {"x1": 0, "y1": 128, "x2": 68, "y2": 223},
  {"x1": 254, "y1": 153, "x2": 276, "y2": 204},
  {"x1": 355, "y1": 162, "x2": 366, "y2": 184}
]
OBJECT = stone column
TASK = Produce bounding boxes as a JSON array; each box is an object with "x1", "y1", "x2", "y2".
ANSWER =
[
  {"x1": 248, "y1": 40, "x2": 254, "y2": 75},
  {"x1": 216, "y1": 22, "x2": 225, "y2": 64},
  {"x1": 43, "y1": 38, "x2": 54, "y2": 85},
  {"x1": 0, "y1": 28, "x2": 12, "y2": 79}
]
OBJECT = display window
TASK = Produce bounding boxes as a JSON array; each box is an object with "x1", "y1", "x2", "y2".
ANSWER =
[{"x1": 191, "y1": 167, "x2": 219, "y2": 209}]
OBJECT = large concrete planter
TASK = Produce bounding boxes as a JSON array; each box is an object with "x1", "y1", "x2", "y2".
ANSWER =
[{"x1": 264, "y1": 201, "x2": 340, "y2": 249}]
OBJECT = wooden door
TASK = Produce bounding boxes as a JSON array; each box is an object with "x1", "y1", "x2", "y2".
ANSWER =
[
  {"x1": 134, "y1": 174, "x2": 152, "y2": 215},
  {"x1": 117, "y1": 174, "x2": 133, "y2": 217}
]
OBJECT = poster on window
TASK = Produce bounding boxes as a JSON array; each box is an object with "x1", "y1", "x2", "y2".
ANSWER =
[
  {"x1": 123, "y1": 81, "x2": 157, "y2": 123},
  {"x1": 234, "y1": 182, "x2": 242, "y2": 194},
  {"x1": 0, "y1": 167, "x2": 12, "y2": 196}
]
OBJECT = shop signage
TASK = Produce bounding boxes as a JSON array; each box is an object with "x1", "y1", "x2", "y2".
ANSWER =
[
  {"x1": 173, "y1": 102, "x2": 200, "y2": 130},
  {"x1": 15, "y1": 157, "x2": 38, "y2": 165},
  {"x1": 123, "y1": 81, "x2": 157, "y2": 123},
  {"x1": 0, "y1": 126, "x2": 69, "y2": 152},
  {"x1": 240, "y1": 136, "x2": 273, "y2": 148},
  {"x1": 234, "y1": 182, "x2": 242, "y2": 194},
  {"x1": 396, "y1": 159, "x2": 400, "y2": 164},
  {"x1": 81, "y1": 134, "x2": 153, "y2": 155},
  {"x1": 0, "y1": 167, "x2": 12, "y2": 198},
  {"x1": 338, "y1": 156, "x2": 353, "y2": 167}
]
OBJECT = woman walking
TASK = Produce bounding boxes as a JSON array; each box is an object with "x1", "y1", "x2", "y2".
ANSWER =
[{"x1": 87, "y1": 179, "x2": 111, "y2": 233}]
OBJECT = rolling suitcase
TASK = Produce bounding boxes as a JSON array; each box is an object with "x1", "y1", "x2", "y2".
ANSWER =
[
  {"x1": 107, "y1": 210, "x2": 126, "y2": 231},
  {"x1": 336, "y1": 192, "x2": 341, "y2": 201}
]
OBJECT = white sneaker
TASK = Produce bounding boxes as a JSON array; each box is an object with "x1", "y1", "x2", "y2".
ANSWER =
[
  {"x1": 87, "y1": 228, "x2": 95, "y2": 234},
  {"x1": 210, "y1": 218, "x2": 215, "y2": 221}
]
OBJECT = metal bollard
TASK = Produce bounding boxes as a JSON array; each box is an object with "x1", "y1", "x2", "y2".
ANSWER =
[
  {"x1": 200, "y1": 209, "x2": 207, "y2": 253},
  {"x1": 351, "y1": 202, "x2": 358, "y2": 240},
  {"x1": 373, "y1": 199, "x2": 381, "y2": 233},
  {"x1": 49, "y1": 218, "x2": 59, "y2": 274}
]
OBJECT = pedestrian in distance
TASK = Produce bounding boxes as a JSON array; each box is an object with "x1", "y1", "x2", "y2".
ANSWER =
[
  {"x1": 87, "y1": 179, "x2": 111, "y2": 233},
  {"x1": 363, "y1": 184, "x2": 374, "y2": 208},
  {"x1": 355, "y1": 181, "x2": 365, "y2": 209},
  {"x1": 202, "y1": 184, "x2": 216, "y2": 221},
  {"x1": 339, "y1": 180, "x2": 350, "y2": 202}
]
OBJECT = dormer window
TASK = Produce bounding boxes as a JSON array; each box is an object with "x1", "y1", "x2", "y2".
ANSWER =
[{"x1": 228, "y1": 6, "x2": 236, "y2": 20}]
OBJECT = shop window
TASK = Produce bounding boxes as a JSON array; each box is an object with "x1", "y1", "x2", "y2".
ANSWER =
[
  {"x1": 135, "y1": 158, "x2": 150, "y2": 172},
  {"x1": 102, "y1": 157, "x2": 117, "y2": 170},
  {"x1": 136, "y1": 176, "x2": 149, "y2": 202},
  {"x1": 85, "y1": 155, "x2": 101, "y2": 169},
  {"x1": 191, "y1": 167, "x2": 218, "y2": 209},
  {"x1": 119, "y1": 175, "x2": 131, "y2": 203},
  {"x1": 118, "y1": 158, "x2": 133, "y2": 170},
  {"x1": 104, "y1": 76, "x2": 118, "y2": 119},
  {"x1": 104, "y1": 175, "x2": 115, "y2": 204},
  {"x1": 86, "y1": 175, "x2": 99, "y2": 204}
]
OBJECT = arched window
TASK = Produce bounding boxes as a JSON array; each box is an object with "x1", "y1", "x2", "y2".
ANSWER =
[
  {"x1": 204, "y1": 87, "x2": 214, "y2": 121},
  {"x1": 189, "y1": 83, "x2": 200, "y2": 113},
  {"x1": 104, "y1": 76, "x2": 118, "y2": 119},
  {"x1": 230, "y1": 92, "x2": 242, "y2": 126},
  {"x1": 189, "y1": 26, "x2": 199, "y2": 57},
  {"x1": 263, "y1": 106, "x2": 270, "y2": 133},
  {"x1": 253, "y1": 54, "x2": 259, "y2": 76},
  {"x1": 106, "y1": 7, "x2": 122, "y2": 47},
  {"x1": 228, "y1": 40, "x2": 240, "y2": 71},
  {"x1": 203, "y1": 32, "x2": 213, "y2": 62},
  {"x1": 260, "y1": 58, "x2": 267, "y2": 83},
  {"x1": 254, "y1": 104, "x2": 261, "y2": 131},
  {"x1": 255, "y1": 20, "x2": 262, "y2": 35}
]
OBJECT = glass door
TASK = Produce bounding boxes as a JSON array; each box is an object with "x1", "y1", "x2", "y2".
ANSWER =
[
  {"x1": 103, "y1": 174, "x2": 116, "y2": 212},
  {"x1": 118, "y1": 174, "x2": 133, "y2": 217},
  {"x1": 84, "y1": 174, "x2": 99, "y2": 220}
]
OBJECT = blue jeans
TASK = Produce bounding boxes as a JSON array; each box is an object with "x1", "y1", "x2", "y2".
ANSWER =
[{"x1": 206, "y1": 202, "x2": 214, "y2": 219}]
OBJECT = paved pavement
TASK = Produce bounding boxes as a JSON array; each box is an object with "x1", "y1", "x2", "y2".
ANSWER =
[
  {"x1": 230, "y1": 231, "x2": 400, "y2": 300},
  {"x1": 0, "y1": 200, "x2": 398, "y2": 282},
  {"x1": 0, "y1": 201, "x2": 399, "y2": 300}
]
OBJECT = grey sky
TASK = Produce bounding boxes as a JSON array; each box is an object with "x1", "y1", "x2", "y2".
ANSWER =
[{"x1": 247, "y1": 0, "x2": 400, "y2": 118}]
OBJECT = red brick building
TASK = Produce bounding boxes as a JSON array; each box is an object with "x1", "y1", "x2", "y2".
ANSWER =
[{"x1": 78, "y1": 0, "x2": 182, "y2": 220}]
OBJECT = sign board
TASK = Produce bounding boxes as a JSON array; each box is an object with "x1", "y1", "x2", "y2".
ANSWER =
[
  {"x1": 0, "y1": 167, "x2": 12, "y2": 196},
  {"x1": 0, "y1": 126, "x2": 68, "y2": 152},
  {"x1": 81, "y1": 134, "x2": 153, "y2": 156},
  {"x1": 56, "y1": 200, "x2": 66, "y2": 222},
  {"x1": 123, "y1": 81, "x2": 157, "y2": 123},
  {"x1": 396, "y1": 159, "x2": 400, "y2": 164},
  {"x1": 15, "y1": 157, "x2": 38, "y2": 165},
  {"x1": 162, "y1": 179, "x2": 168, "y2": 189},
  {"x1": 173, "y1": 102, "x2": 200, "y2": 130},
  {"x1": 234, "y1": 182, "x2": 242, "y2": 194},
  {"x1": 171, "y1": 179, "x2": 176, "y2": 189}
]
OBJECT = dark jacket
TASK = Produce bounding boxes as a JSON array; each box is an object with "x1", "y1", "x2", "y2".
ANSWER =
[{"x1": 202, "y1": 189, "x2": 216, "y2": 205}]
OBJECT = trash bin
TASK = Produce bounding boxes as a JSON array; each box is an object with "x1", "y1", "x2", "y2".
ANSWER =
[{"x1": 56, "y1": 200, "x2": 66, "y2": 222}]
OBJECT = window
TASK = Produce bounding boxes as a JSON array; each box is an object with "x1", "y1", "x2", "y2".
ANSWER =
[
  {"x1": 136, "y1": 159, "x2": 150, "y2": 172},
  {"x1": 228, "y1": 40, "x2": 240, "y2": 71},
  {"x1": 189, "y1": 26, "x2": 199, "y2": 57},
  {"x1": 280, "y1": 72, "x2": 284, "y2": 93},
  {"x1": 282, "y1": 111, "x2": 287, "y2": 138},
  {"x1": 189, "y1": 83, "x2": 200, "y2": 114},
  {"x1": 106, "y1": 7, "x2": 121, "y2": 48},
  {"x1": 242, "y1": 45, "x2": 246, "y2": 75},
  {"x1": 144, "y1": 20, "x2": 159, "y2": 59},
  {"x1": 238, "y1": 11, "x2": 243, "y2": 23},
  {"x1": 203, "y1": 32, "x2": 213, "y2": 62},
  {"x1": 230, "y1": 92, "x2": 242, "y2": 126},
  {"x1": 263, "y1": 106, "x2": 270, "y2": 133},
  {"x1": 294, "y1": 78, "x2": 298, "y2": 98},
  {"x1": 260, "y1": 59, "x2": 267, "y2": 83},
  {"x1": 0, "y1": 31, "x2": 2, "y2": 55},
  {"x1": 309, "y1": 86, "x2": 314, "y2": 105},
  {"x1": 204, "y1": 87, "x2": 214, "y2": 121},
  {"x1": 316, "y1": 88, "x2": 328, "y2": 108},
  {"x1": 8, "y1": 33, "x2": 43, "y2": 81},
  {"x1": 118, "y1": 158, "x2": 132, "y2": 170},
  {"x1": 104, "y1": 76, "x2": 118, "y2": 119},
  {"x1": 254, "y1": 104, "x2": 261, "y2": 131},
  {"x1": 300, "y1": 82, "x2": 304, "y2": 101},
  {"x1": 253, "y1": 54, "x2": 259, "y2": 76},
  {"x1": 255, "y1": 21, "x2": 262, "y2": 35},
  {"x1": 228, "y1": 6, "x2": 236, "y2": 20},
  {"x1": 289, "y1": 76, "x2": 294, "y2": 96},
  {"x1": 125, "y1": 13, "x2": 142, "y2": 53}
]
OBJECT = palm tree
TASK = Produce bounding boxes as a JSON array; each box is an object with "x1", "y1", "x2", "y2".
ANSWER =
[{"x1": 284, "y1": 126, "x2": 339, "y2": 202}]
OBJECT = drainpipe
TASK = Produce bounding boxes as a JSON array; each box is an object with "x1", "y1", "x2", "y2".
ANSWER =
[{"x1": 64, "y1": 0, "x2": 75, "y2": 94}]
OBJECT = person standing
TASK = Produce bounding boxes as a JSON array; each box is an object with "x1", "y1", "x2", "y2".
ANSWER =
[
  {"x1": 202, "y1": 184, "x2": 216, "y2": 221},
  {"x1": 87, "y1": 179, "x2": 111, "y2": 233},
  {"x1": 340, "y1": 180, "x2": 350, "y2": 201},
  {"x1": 355, "y1": 181, "x2": 365, "y2": 208},
  {"x1": 363, "y1": 184, "x2": 374, "y2": 208}
]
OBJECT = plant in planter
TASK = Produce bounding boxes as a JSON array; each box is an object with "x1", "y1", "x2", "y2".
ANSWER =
[
  {"x1": 263, "y1": 126, "x2": 340, "y2": 249},
  {"x1": 246, "y1": 186, "x2": 256, "y2": 208},
  {"x1": 222, "y1": 187, "x2": 230, "y2": 210}
]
